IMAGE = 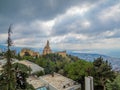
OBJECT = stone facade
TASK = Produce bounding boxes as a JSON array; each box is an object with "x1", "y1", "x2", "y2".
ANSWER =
[
  {"x1": 42, "y1": 40, "x2": 52, "y2": 55},
  {"x1": 42, "y1": 40, "x2": 67, "y2": 57},
  {"x1": 56, "y1": 51, "x2": 67, "y2": 57},
  {"x1": 20, "y1": 48, "x2": 39, "y2": 57}
]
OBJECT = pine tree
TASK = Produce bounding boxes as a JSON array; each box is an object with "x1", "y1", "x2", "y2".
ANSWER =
[
  {"x1": 0, "y1": 25, "x2": 16, "y2": 90},
  {"x1": 0, "y1": 26, "x2": 37, "y2": 90},
  {"x1": 93, "y1": 57, "x2": 115, "y2": 90}
]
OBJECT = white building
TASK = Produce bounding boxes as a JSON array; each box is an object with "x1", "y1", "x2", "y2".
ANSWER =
[{"x1": 85, "y1": 76, "x2": 94, "y2": 90}]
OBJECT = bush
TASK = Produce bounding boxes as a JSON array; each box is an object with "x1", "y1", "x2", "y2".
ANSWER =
[{"x1": 32, "y1": 71, "x2": 45, "y2": 77}]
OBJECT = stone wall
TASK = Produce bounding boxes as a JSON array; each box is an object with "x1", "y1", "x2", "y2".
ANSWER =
[
  {"x1": 20, "y1": 48, "x2": 39, "y2": 57},
  {"x1": 56, "y1": 51, "x2": 67, "y2": 57}
]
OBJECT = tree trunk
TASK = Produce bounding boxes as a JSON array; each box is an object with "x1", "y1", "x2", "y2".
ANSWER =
[{"x1": 103, "y1": 85, "x2": 106, "y2": 90}]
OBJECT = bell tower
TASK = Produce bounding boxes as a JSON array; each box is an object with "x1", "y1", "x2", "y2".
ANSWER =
[{"x1": 43, "y1": 40, "x2": 52, "y2": 55}]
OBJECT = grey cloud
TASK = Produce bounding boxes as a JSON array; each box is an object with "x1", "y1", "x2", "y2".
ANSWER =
[
  {"x1": 12, "y1": 23, "x2": 49, "y2": 40},
  {"x1": 0, "y1": 0, "x2": 98, "y2": 24},
  {"x1": 0, "y1": 0, "x2": 86, "y2": 34},
  {"x1": 51, "y1": 0, "x2": 120, "y2": 40},
  {"x1": 0, "y1": 0, "x2": 120, "y2": 52},
  {"x1": 0, "y1": 0, "x2": 102, "y2": 36}
]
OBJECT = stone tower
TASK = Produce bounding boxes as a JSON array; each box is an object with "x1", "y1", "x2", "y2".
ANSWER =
[{"x1": 43, "y1": 40, "x2": 52, "y2": 55}]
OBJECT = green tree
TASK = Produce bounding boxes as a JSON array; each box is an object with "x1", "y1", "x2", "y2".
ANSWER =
[
  {"x1": 31, "y1": 53, "x2": 69, "y2": 74},
  {"x1": 12, "y1": 63, "x2": 35, "y2": 90},
  {"x1": 32, "y1": 71, "x2": 45, "y2": 77},
  {"x1": 93, "y1": 57, "x2": 115, "y2": 90},
  {"x1": 12, "y1": 63, "x2": 32, "y2": 74},
  {"x1": 106, "y1": 74, "x2": 120, "y2": 90},
  {"x1": 0, "y1": 25, "x2": 16, "y2": 90},
  {"x1": 0, "y1": 26, "x2": 35, "y2": 90},
  {"x1": 15, "y1": 53, "x2": 22, "y2": 60},
  {"x1": 64, "y1": 60, "x2": 93, "y2": 90}
]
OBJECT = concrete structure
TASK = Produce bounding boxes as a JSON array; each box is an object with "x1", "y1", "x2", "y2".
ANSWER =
[
  {"x1": 85, "y1": 76, "x2": 94, "y2": 90},
  {"x1": 43, "y1": 40, "x2": 52, "y2": 55},
  {"x1": 39, "y1": 73, "x2": 81, "y2": 90},
  {"x1": 18, "y1": 60, "x2": 44, "y2": 74},
  {"x1": 27, "y1": 76, "x2": 46, "y2": 89},
  {"x1": 0, "y1": 59, "x2": 44, "y2": 74},
  {"x1": 20, "y1": 48, "x2": 40, "y2": 57}
]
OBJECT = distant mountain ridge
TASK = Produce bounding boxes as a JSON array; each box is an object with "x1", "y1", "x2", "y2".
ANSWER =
[{"x1": 68, "y1": 52, "x2": 120, "y2": 71}]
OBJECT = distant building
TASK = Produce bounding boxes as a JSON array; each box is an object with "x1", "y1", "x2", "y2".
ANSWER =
[
  {"x1": 56, "y1": 50, "x2": 67, "y2": 57},
  {"x1": 20, "y1": 48, "x2": 40, "y2": 57},
  {"x1": 42, "y1": 40, "x2": 52, "y2": 55},
  {"x1": 42, "y1": 40, "x2": 67, "y2": 58}
]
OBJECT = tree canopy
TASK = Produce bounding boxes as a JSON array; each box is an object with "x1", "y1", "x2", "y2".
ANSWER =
[{"x1": 93, "y1": 57, "x2": 116, "y2": 90}]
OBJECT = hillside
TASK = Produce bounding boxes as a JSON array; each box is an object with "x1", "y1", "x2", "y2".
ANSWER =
[{"x1": 68, "y1": 52, "x2": 120, "y2": 71}]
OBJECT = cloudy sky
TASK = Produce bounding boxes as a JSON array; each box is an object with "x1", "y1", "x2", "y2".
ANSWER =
[{"x1": 0, "y1": 0, "x2": 120, "y2": 57}]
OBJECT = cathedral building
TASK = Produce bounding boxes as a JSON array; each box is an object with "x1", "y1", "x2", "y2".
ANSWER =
[{"x1": 42, "y1": 40, "x2": 52, "y2": 55}]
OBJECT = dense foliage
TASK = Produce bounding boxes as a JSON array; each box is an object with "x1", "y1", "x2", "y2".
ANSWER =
[
  {"x1": 32, "y1": 71, "x2": 45, "y2": 77},
  {"x1": 12, "y1": 63, "x2": 32, "y2": 74},
  {"x1": 22, "y1": 54, "x2": 92, "y2": 90},
  {"x1": 18, "y1": 53, "x2": 118, "y2": 90},
  {"x1": 28, "y1": 54, "x2": 69, "y2": 74},
  {"x1": 93, "y1": 57, "x2": 116, "y2": 90},
  {"x1": 1, "y1": 51, "x2": 118, "y2": 90},
  {"x1": 64, "y1": 60, "x2": 93, "y2": 89},
  {"x1": 106, "y1": 73, "x2": 120, "y2": 90}
]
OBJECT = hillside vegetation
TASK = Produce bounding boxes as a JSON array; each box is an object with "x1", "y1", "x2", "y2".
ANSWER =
[{"x1": 16, "y1": 53, "x2": 118, "y2": 90}]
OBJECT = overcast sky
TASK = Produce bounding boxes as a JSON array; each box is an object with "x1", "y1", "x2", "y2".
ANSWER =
[{"x1": 0, "y1": 0, "x2": 120, "y2": 57}]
